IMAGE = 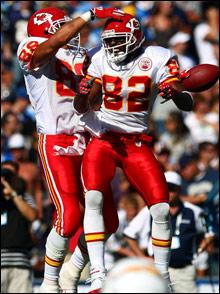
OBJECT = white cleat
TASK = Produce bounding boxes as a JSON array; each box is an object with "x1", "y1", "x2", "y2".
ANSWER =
[
  {"x1": 37, "y1": 282, "x2": 60, "y2": 293},
  {"x1": 161, "y1": 272, "x2": 175, "y2": 293},
  {"x1": 168, "y1": 282, "x2": 176, "y2": 293},
  {"x1": 59, "y1": 260, "x2": 82, "y2": 293},
  {"x1": 88, "y1": 267, "x2": 106, "y2": 293}
]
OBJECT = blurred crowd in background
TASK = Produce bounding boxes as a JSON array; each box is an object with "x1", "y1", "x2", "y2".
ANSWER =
[{"x1": 1, "y1": 0, "x2": 219, "y2": 289}]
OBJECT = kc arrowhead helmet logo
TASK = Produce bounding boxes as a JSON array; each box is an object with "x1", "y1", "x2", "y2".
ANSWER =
[{"x1": 34, "y1": 13, "x2": 53, "y2": 25}]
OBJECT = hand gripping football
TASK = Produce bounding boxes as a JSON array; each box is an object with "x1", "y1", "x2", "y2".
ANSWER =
[{"x1": 181, "y1": 64, "x2": 219, "y2": 92}]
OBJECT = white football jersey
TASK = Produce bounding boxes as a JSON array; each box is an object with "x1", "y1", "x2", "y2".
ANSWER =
[
  {"x1": 87, "y1": 46, "x2": 180, "y2": 134},
  {"x1": 17, "y1": 36, "x2": 101, "y2": 135}
]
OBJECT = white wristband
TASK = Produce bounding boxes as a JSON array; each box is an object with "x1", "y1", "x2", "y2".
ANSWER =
[
  {"x1": 11, "y1": 191, "x2": 18, "y2": 199},
  {"x1": 205, "y1": 232, "x2": 214, "y2": 238},
  {"x1": 80, "y1": 11, "x2": 92, "y2": 22}
]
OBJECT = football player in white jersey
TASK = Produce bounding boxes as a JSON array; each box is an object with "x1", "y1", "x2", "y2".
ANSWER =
[
  {"x1": 17, "y1": 7, "x2": 125, "y2": 293},
  {"x1": 74, "y1": 14, "x2": 194, "y2": 292}
]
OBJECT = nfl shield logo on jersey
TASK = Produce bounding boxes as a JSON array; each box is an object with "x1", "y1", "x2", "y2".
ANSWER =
[{"x1": 138, "y1": 57, "x2": 152, "y2": 71}]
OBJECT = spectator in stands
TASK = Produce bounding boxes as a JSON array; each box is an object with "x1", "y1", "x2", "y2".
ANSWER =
[
  {"x1": 1, "y1": 112, "x2": 14, "y2": 162},
  {"x1": 206, "y1": 181, "x2": 219, "y2": 237},
  {"x1": 168, "y1": 32, "x2": 195, "y2": 69},
  {"x1": 166, "y1": 171, "x2": 208, "y2": 293},
  {"x1": 8, "y1": 1, "x2": 35, "y2": 45},
  {"x1": 194, "y1": 4, "x2": 219, "y2": 65},
  {"x1": 1, "y1": 39, "x2": 23, "y2": 87},
  {"x1": 1, "y1": 67, "x2": 16, "y2": 109},
  {"x1": 197, "y1": 141, "x2": 219, "y2": 171},
  {"x1": 204, "y1": 96, "x2": 219, "y2": 143},
  {"x1": 1, "y1": 112, "x2": 20, "y2": 139},
  {"x1": 147, "y1": 1, "x2": 187, "y2": 48},
  {"x1": 1, "y1": 96, "x2": 14, "y2": 118},
  {"x1": 123, "y1": 202, "x2": 151, "y2": 259},
  {"x1": 1, "y1": 134, "x2": 10, "y2": 162},
  {"x1": 12, "y1": 87, "x2": 36, "y2": 136},
  {"x1": 154, "y1": 145, "x2": 174, "y2": 171},
  {"x1": 175, "y1": 1, "x2": 202, "y2": 27},
  {"x1": 184, "y1": 94, "x2": 218, "y2": 144},
  {"x1": 105, "y1": 194, "x2": 142, "y2": 270},
  {"x1": 159, "y1": 111, "x2": 196, "y2": 166},
  {"x1": 179, "y1": 148, "x2": 217, "y2": 278},
  {"x1": 8, "y1": 133, "x2": 44, "y2": 219},
  {"x1": 1, "y1": 112, "x2": 21, "y2": 162},
  {"x1": 180, "y1": 148, "x2": 219, "y2": 207},
  {"x1": 1, "y1": 159, "x2": 20, "y2": 175},
  {"x1": 1, "y1": 161, "x2": 37, "y2": 293}
]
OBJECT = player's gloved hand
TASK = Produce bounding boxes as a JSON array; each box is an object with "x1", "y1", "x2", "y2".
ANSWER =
[
  {"x1": 78, "y1": 77, "x2": 95, "y2": 96},
  {"x1": 90, "y1": 7, "x2": 125, "y2": 20},
  {"x1": 179, "y1": 69, "x2": 190, "y2": 81},
  {"x1": 158, "y1": 83, "x2": 178, "y2": 104}
]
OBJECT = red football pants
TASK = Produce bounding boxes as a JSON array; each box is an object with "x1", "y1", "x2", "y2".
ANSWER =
[
  {"x1": 82, "y1": 135, "x2": 169, "y2": 207},
  {"x1": 38, "y1": 134, "x2": 118, "y2": 237}
]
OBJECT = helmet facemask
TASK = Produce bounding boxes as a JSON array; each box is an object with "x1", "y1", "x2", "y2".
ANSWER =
[
  {"x1": 48, "y1": 16, "x2": 81, "y2": 55},
  {"x1": 102, "y1": 30, "x2": 145, "y2": 65},
  {"x1": 102, "y1": 32, "x2": 135, "y2": 64},
  {"x1": 47, "y1": 15, "x2": 71, "y2": 34}
]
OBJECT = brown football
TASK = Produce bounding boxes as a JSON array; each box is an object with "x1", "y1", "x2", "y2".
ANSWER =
[{"x1": 182, "y1": 64, "x2": 219, "y2": 92}]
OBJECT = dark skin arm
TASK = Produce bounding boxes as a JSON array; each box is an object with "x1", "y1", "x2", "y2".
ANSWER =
[
  {"x1": 171, "y1": 82, "x2": 194, "y2": 111},
  {"x1": 172, "y1": 93, "x2": 194, "y2": 111},
  {"x1": 30, "y1": 16, "x2": 90, "y2": 69},
  {"x1": 160, "y1": 81, "x2": 194, "y2": 111},
  {"x1": 74, "y1": 81, "x2": 102, "y2": 113}
]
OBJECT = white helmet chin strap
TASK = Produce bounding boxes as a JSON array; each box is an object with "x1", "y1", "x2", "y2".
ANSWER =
[{"x1": 107, "y1": 50, "x2": 127, "y2": 64}]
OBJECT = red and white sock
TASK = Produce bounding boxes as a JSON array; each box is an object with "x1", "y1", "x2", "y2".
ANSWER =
[
  {"x1": 150, "y1": 203, "x2": 172, "y2": 277},
  {"x1": 84, "y1": 190, "x2": 106, "y2": 271}
]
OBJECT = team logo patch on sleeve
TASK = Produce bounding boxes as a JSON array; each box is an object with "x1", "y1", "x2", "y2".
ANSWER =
[{"x1": 138, "y1": 57, "x2": 152, "y2": 71}]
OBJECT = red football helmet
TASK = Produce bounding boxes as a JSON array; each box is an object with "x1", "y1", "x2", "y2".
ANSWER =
[
  {"x1": 27, "y1": 7, "x2": 80, "y2": 52},
  {"x1": 101, "y1": 14, "x2": 145, "y2": 64},
  {"x1": 27, "y1": 7, "x2": 71, "y2": 38}
]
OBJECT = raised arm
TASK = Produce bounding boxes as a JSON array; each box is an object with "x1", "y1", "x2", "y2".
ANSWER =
[
  {"x1": 1, "y1": 177, "x2": 37, "y2": 222},
  {"x1": 29, "y1": 7, "x2": 125, "y2": 69}
]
